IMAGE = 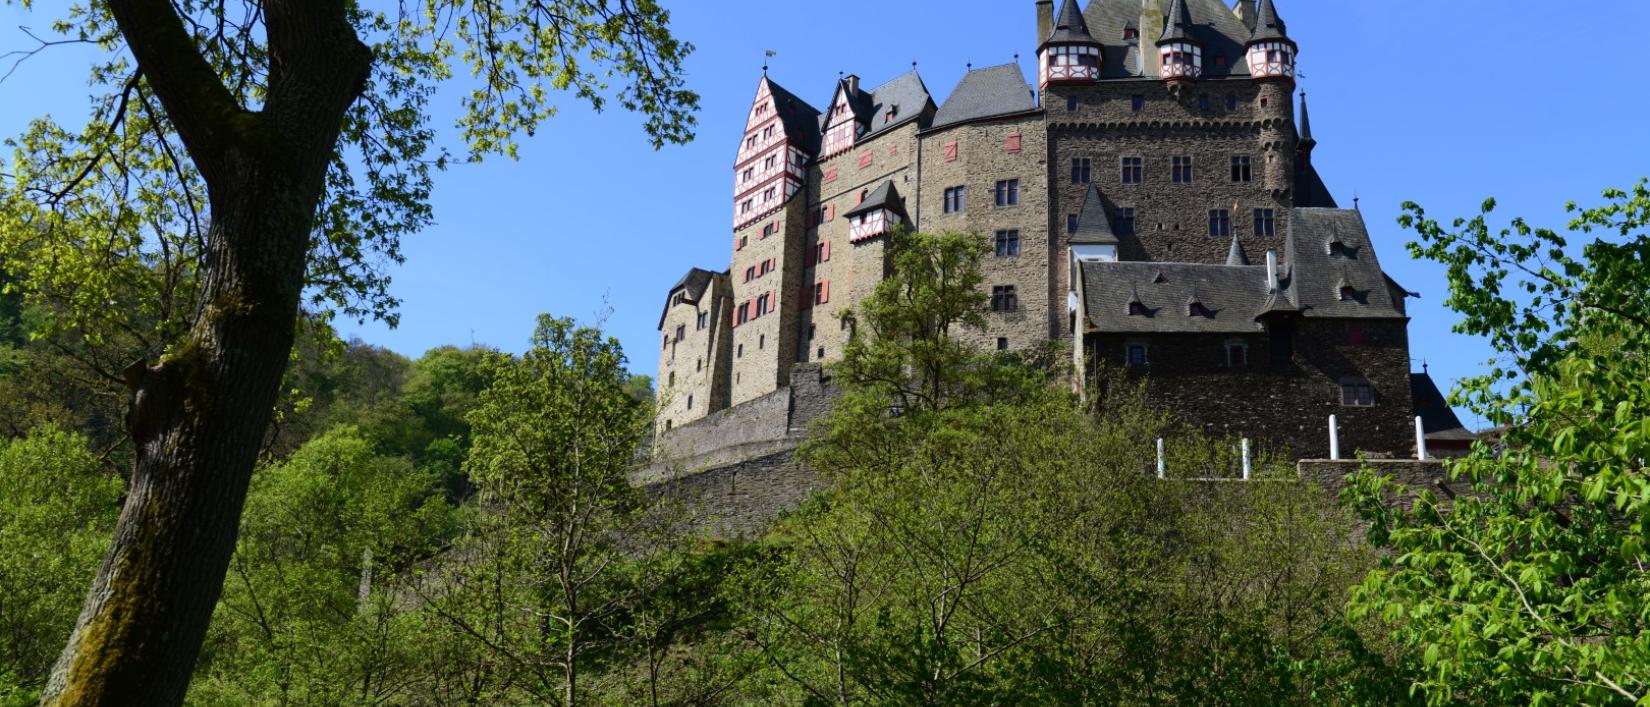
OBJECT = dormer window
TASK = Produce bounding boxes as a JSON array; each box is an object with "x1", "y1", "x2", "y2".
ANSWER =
[
  {"x1": 1123, "y1": 27, "x2": 1139, "y2": 41},
  {"x1": 1329, "y1": 241, "x2": 1351, "y2": 258},
  {"x1": 1189, "y1": 302, "x2": 1210, "y2": 318},
  {"x1": 1128, "y1": 302, "x2": 1147, "y2": 317},
  {"x1": 1339, "y1": 286, "x2": 1357, "y2": 302}
]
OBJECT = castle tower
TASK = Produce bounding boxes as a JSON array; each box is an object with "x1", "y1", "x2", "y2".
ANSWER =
[
  {"x1": 1038, "y1": 0, "x2": 1102, "y2": 89},
  {"x1": 728, "y1": 76, "x2": 819, "y2": 406},
  {"x1": 1156, "y1": 0, "x2": 1201, "y2": 85},
  {"x1": 1245, "y1": 0, "x2": 1296, "y2": 81}
]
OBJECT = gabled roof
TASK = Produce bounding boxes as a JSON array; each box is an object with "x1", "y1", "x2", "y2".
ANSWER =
[
  {"x1": 1250, "y1": 0, "x2": 1291, "y2": 43},
  {"x1": 1071, "y1": 184, "x2": 1118, "y2": 245},
  {"x1": 1044, "y1": 0, "x2": 1099, "y2": 47},
  {"x1": 863, "y1": 70, "x2": 936, "y2": 137},
  {"x1": 843, "y1": 181, "x2": 907, "y2": 220},
  {"x1": 1284, "y1": 209, "x2": 1406, "y2": 320},
  {"x1": 830, "y1": 76, "x2": 877, "y2": 127},
  {"x1": 1084, "y1": 0, "x2": 1254, "y2": 78},
  {"x1": 932, "y1": 63, "x2": 1039, "y2": 129},
  {"x1": 1158, "y1": 0, "x2": 1198, "y2": 44},
  {"x1": 761, "y1": 77, "x2": 823, "y2": 155}
]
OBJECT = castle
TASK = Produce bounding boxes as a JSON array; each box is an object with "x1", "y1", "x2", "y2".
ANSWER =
[{"x1": 656, "y1": 0, "x2": 1469, "y2": 460}]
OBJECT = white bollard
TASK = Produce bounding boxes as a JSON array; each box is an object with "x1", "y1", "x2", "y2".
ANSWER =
[
  {"x1": 1157, "y1": 438, "x2": 1166, "y2": 479},
  {"x1": 1329, "y1": 415, "x2": 1341, "y2": 461},
  {"x1": 1415, "y1": 416, "x2": 1429, "y2": 460},
  {"x1": 1242, "y1": 438, "x2": 1252, "y2": 480}
]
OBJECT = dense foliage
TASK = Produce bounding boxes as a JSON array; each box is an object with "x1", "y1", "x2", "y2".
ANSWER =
[{"x1": 1346, "y1": 181, "x2": 1650, "y2": 704}]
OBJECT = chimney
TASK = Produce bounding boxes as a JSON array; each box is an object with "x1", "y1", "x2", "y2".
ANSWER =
[
  {"x1": 1140, "y1": 0, "x2": 1166, "y2": 76},
  {"x1": 1265, "y1": 250, "x2": 1279, "y2": 292},
  {"x1": 843, "y1": 74, "x2": 860, "y2": 96},
  {"x1": 1234, "y1": 0, "x2": 1258, "y2": 32},
  {"x1": 1037, "y1": 0, "x2": 1055, "y2": 46}
]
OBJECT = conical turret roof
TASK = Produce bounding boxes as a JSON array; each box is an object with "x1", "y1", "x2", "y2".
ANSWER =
[
  {"x1": 1044, "y1": 0, "x2": 1099, "y2": 47},
  {"x1": 1226, "y1": 234, "x2": 1249, "y2": 266},
  {"x1": 1071, "y1": 184, "x2": 1119, "y2": 245},
  {"x1": 1158, "y1": 0, "x2": 1198, "y2": 44},
  {"x1": 1298, "y1": 91, "x2": 1316, "y2": 147},
  {"x1": 1250, "y1": 0, "x2": 1290, "y2": 43}
]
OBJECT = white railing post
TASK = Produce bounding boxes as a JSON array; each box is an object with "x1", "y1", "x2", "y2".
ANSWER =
[
  {"x1": 1415, "y1": 416, "x2": 1429, "y2": 460},
  {"x1": 1157, "y1": 438, "x2": 1166, "y2": 480},
  {"x1": 1329, "y1": 415, "x2": 1341, "y2": 461},
  {"x1": 1242, "y1": 438, "x2": 1252, "y2": 480}
]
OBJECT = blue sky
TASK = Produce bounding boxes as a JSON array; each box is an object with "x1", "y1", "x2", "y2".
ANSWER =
[{"x1": 4, "y1": 2, "x2": 1649, "y2": 431}]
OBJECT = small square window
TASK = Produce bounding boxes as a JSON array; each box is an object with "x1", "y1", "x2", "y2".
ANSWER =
[
  {"x1": 994, "y1": 179, "x2": 1020, "y2": 207},
  {"x1": 1226, "y1": 94, "x2": 1238, "y2": 111},
  {"x1": 1341, "y1": 381, "x2": 1375, "y2": 407},
  {"x1": 1127, "y1": 344, "x2": 1148, "y2": 367},
  {"x1": 1067, "y1": 96, "x2": 1079, "y2": 112},
  {"x1": 1232, "y1": 156, "x2": 1252, "y2": 183},
  {"x1": 1121, "y1": 157, "x2": 1143, "y2": 184},
  {"x1": 1198, "y1": 94, "x2": 1210, "y2": 112},
  {"x1": 1172, "y1": 156, "x2": 1194, "y2": 184},
  {"x1": 1227, "y1": 343, "x2": 1248, "y2": 368},
  {"x1": 991, "y1": 285, "x2": 1019, "y2": 312},
  {"x1": 997, "y1": 338, "x2": 1009, "y2": 351},
  {"x1": 1209, "y1": 209, "x2": 1230, "y2": 238},
  {"x1": 1072, "y1": 158, "x2": 1092, "y2": 185},
  {"x1": 1067, "y1": 214, "x2": 1079, "y2": 234},
  {"x1": 1253, "y1": 208, "x2": 1277, "y2": 237},
  {"x1": 994, "y1": 230, "x2": 1021, "y2": 258},
  {"x1": 1131, "y1": 95, "x2": 1144, "y2": 112}
]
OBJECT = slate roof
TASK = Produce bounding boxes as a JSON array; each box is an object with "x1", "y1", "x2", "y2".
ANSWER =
[
  {"x1": 1080, "y1": 208, "x2": 1408, "y2": 333},
  {"x1": 1158, "y1": 0, "x2": 1197, "y2": 44},
  {"x1": 863, "y1": 70, "x2": 937, "y2": 137},
  {"x1": 933, "y1": 63, "x2": 1039, "y2": 129},
  {"x1": 1071, "y1": 184, "x2": 1118, "y2": 245},
  {"x1": 1045, "y1": 0, "x2": 1099, "y2": 47},
  {"x1": 1081, "y1": 261, "x2": 1271, "y2": 334},
  {"x1": 1285, "y1": 209, "x2": 1406, "y2": 320},
  {"x1": 843, "y1": 181, "x2": 907, "y2": 219},
  {"x1": 1411, "y1": 372, "x2": 1477, "y2": 442},
  {"x1": 764, "y1": 78, "x2": 823, "y2": 155},
  {"x1": 659, "y1": 268, "x2": 722, "y2": 329},
  {"x1": 1250, "y1": 0, "x2": 1291, "y2": 43},
  {"x1": 1295, "y1": 163, "x2": 1338, "y2": 208},
  {"x1": 1225, "y1": 233, "x2": 1249, "y2": 266},
  {"x1": 1084, "y1": 0, "x2": 1257, "y2": 78}
]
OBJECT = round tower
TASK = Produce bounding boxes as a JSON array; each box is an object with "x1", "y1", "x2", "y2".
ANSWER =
[
  {"x1": 1156, "y1": 0, "x2": 1201, "y2": 85},
  {"x1": 1038, "y1": 0, "x2": 1102, "y2": 89},
  {"x1": 1245, "y1": 0, "x2": 1295, "y2": 82}
]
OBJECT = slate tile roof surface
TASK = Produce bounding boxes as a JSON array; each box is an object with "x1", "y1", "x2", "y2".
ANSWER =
[
  {"x1": 933, "y1": 63, "x2": 1039, "y2": 129},
  {"x1": 1084, "y1": 0, "x2": 1257, "y2": 78},
  {"x1": 1071, "y1": 184, "x2": 1120, "y2": 245},
  {"x1": 843, "y1": 181, "x2": 906, "y2": 219}
]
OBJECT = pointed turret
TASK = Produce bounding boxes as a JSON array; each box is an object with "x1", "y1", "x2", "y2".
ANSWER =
[
  {"x1": 1226, "y1": 233, "x2": 1249, "y2": 266},
  {"x1": 1297, "y1": 91, "x2": 1317, "y2": 166},
  {"x1": 1246, "y1": 0, "x2": 1296, "y2": 81},
  {"x1": 1156, "y1": 0, "x2": 1202, "y2": 84},
  {"x1": 1233, "y1": 0, "x2": 1258, "y2": 32},
  {"x1": 1038, "y1": 0, "x2": 1103, "y2": 88}
]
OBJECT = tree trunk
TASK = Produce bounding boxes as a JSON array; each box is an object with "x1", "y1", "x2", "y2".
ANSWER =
[{"x1": 41, "y1": 1, "x2": 372, "y2": 703}]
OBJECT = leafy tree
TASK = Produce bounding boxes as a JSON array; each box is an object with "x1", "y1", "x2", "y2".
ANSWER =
[
  {"x1": 1347, "y1": 180, "x2": 1650, "y2": 704},
  {"x1": 0, "y1": 2, "x2": 697, "y2": 698},
  {"x1": 422, "y1": 315, "x2": 658, "y2": 705},
  {"x1": 189, "y1": 426, "x2": 459, "y2": 704},
  {"x1": 0, "y1": 428, "x2": 122, "y2": 702}
]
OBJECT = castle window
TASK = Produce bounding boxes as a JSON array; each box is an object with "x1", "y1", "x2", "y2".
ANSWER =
[
  {"x1": 759, "y1": 334, "x2": 765, "y2": 350},
  {"x1": 1260, "y1": 97, "x2": 1269, "y2": 108},
  {"x1": 1072, "y1": 158, "x2": 1092, "y2": 185},
  {"x1": 736, "y1": 302, "x2": 751, "y2": 325},
  {"x1": 994, "y1": 230, "x2": 1021, "y2": 258},
  {"x1": 744, "y1": 266, "x2": 755, "y2": 283},
  {"x1": 1068, "y1": 214, "x2": 1079, "y2": 233},
  {"x1": 817, "y1": 347, "x2": 826, "y2": 359},
  {"x1": 808, "y1": 325, "x2": 816, "y2": 341},
  {"x1": 742, "y1": 167, "x2": 754, "y2": 183},
  {"x1": 740, "y1": 199, "x2": 753, "y2": 214},
  {"x1": 1127, "y1": 343, "x2": 1149, "y2": 367},
  {"x1": 738, "y1": 236, "x2": 747, "y2": 251},
  {"x1": 737, "y1": 344, "x2": 743, "y2": 358},
  {"x1": 1226, "y1": 93, "x2": 1238, "y2": 111},
  {"x1": 1347, "y1": 324, "x2": 1365, "y2": 346},
  {"x1": 1116, "y1": 207, "x2": 1137, "y2": 235},
  {"x1": 1172, "y1": 156, "x2": 1194, "y2": 184},
  {"x1": 675, "y1": 324, "x2": 686, "y2": 342},
  {"x1": 991, "y1": 285, "x2": 1019, "y2": 313},
  {"x1": 1329, "y1": 241, "x2": 1351, "y2": 258},
  {"x1": 764, "y1": 125, "x2": 775, "y2": 139},
  {"x1": 1066, "y1": 96, "x2": 1079, "y2": 112},
  {"x1": 1123, "y1": 27, "x2": 1139, "y2": 41},
  {"x1": 1189, "y1": 302, "x2": 1210, "y2": 318},
  {"x1": 813, "y1": 281, "x2": 830, "y2": 305},
  {"x1": 1131, "y1": 95, "x2": 1144, "y2": 112},
  {"x1": 673, "y1": 292, "x2": 685, "y2": 306},
  {"x1": 668, "y1": 371, "x2": 675, "y2": 386},
  {"x1": 1198, "y1": 94, "x2": 1210, "y2": 112},
  {"x1": 764, "y1": 186, "x2": 777, "y2": 201},
  {"x1": 757, "y1": 293, "x2": 772, "y2": 317},
  {"x1": 1209, "y1": 209, "x2": 1230, "y2": 238},
  {"x1": 858, "y1": 189, "x2": 868, "y2": 205},
  {"x1": 1232, "y1": 156, "x2": 1252, "y2": 182},
  {"x1": 687, "y1": 395, "x2": 693, "y2": 410},
  {"x1": 1121, "y1": 157, "x2": 1143, "y2": 184},
  {"x1": 745, "y1": 136, "x2": 757, "y2": 149},
  {"x1": 994, "y1": 180, "x2": 1020, "y2": 207},
  {"x1": 762, "y1": 223, "x2": 775, "y2": 239},
  {"x1": 663, "y1": 334, "x2": 669, "y2": 350},
  {"x1": 1340, "y1": 286, "x2": 1357, "y2": 302},
  {"x1": 1254, "y1": 209, "x2": 1277, "y2": 237},
  {"x1": 697, "y1": 312, "x2": 707, "y2": 330},
  {"x1": 1227, "y1": 342, "x2": 1249, "y2": 368},
  {"x1": 666, "y1": 419, "x2": 672, "y2": 431},
  {"x1": 1128, "y1": 302, "x2": 1147, "y2": 317},
  {"x1": 997, "y1": 338, "x2": 1009, "y2": 351},
  {"x1": 943, "y1": 185, "x2": 966, "y2": 214},
  {"x1": 1340, "y1": 379, "x2": 1375, "y2": 407},
  {"x1": 697, "y1": 358, "x2": 703, "y2": 372},
  {"x1": 765, "y1": 155, "x2": 776, "y2": 169}
]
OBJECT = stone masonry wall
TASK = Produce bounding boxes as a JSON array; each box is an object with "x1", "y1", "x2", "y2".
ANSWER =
[
  {"x1": 917, "y1": 113, "x2": 1054, "y2": 350},
  {"x1": 1090, "y1": 318, "x2": 1416, "y2": 458},
  {"x1": 657, "y1": 275, "x2": 732, "y2": 432}
]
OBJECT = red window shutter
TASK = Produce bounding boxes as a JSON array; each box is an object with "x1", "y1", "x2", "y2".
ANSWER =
[
  {"x1": 827, "y1": 204, "x2": 836, "y2": 221},
  {"x1": 823, "y1": 241, "x2": 831, "y2": 262},
  {"x1": 821, "y1": 280, "x2": 830, "y2": 304},
  {"x1": 1006, "y1": 133, "x2": 1022, "y2": 153},
  {"x1": 768, "y1": 290, "x2": 776, "y2": 315},
  {"x1": 825, "y1": 166, "x2": 839, "y2": 183},
  {"x1": 888, "y1": 143, "x2": 899, "y2": 156},
  {"x1": 944, "y1": 141, "x2": 958, "y2": 162},
  {"x1": 859, "y1": 151, "x2": 873, "y2": 168}
]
